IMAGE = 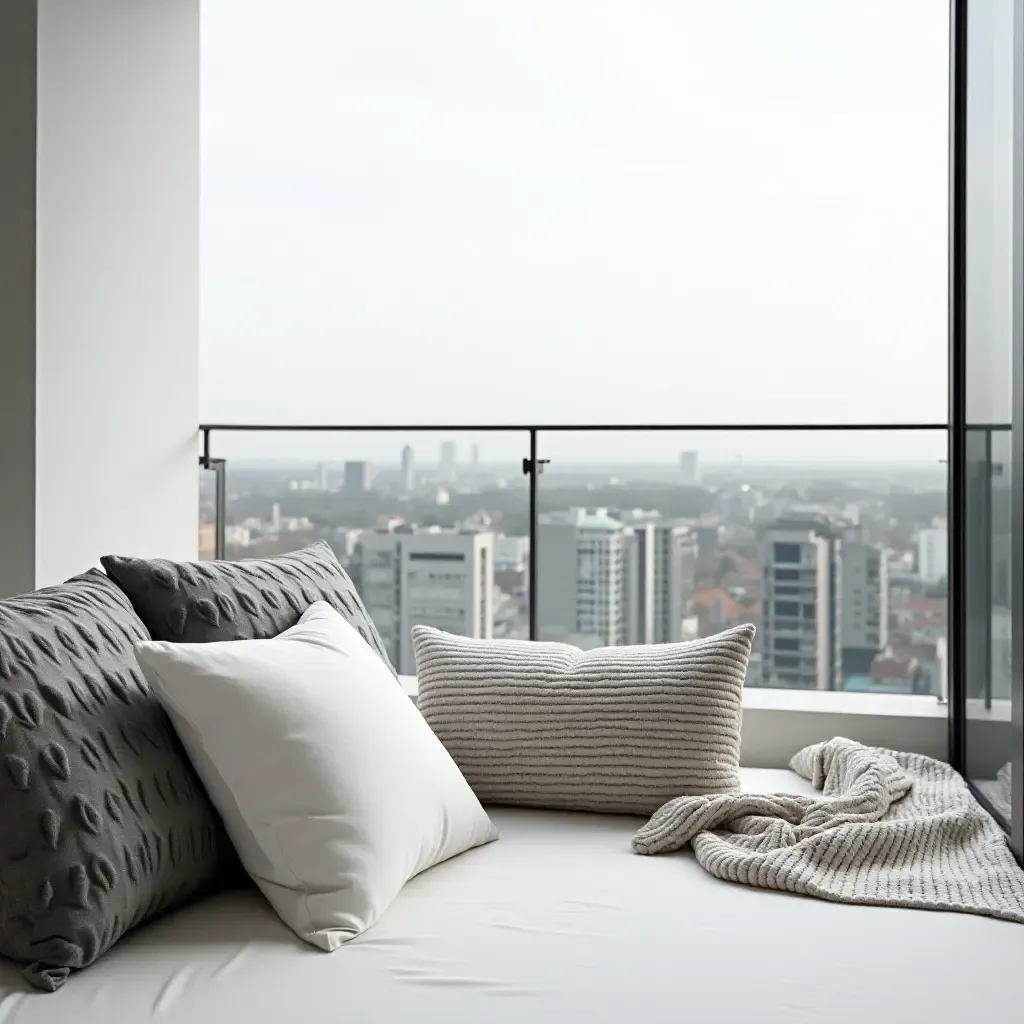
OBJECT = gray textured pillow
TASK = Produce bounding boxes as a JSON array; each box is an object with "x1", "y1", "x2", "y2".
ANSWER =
[
  {"x1": 0, "y1": 571, "x2": 233, "y2": 992},
  {"x1": 102, "y1": 541, "x2": 394, "y2": 674},
  {"x1": 412, "y1": 625, "x2": 756, "y2": 814}
]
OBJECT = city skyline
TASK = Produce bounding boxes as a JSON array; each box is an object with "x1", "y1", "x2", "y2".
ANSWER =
[{"x1": 200, "y1": 442, "x2": 952, "y2": 697}]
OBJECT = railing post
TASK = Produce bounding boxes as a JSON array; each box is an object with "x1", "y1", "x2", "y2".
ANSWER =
[
  {"x1": 522, "y1": 430, "x2": 549, "y2": 641},
  {"x1": 526, "y1": 430, "x2": 538, "y2": 641},
  {"x1": 214, "y1": 459, "x2": 227, "y2": 561}
]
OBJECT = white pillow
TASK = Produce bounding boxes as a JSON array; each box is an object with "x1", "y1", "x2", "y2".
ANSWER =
[{"x1": 134, "y1": 601, "x2": 497, "y2": 950}]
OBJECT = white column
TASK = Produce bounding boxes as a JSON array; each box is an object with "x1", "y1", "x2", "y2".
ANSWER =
[{"x1": 0, "y1": 0, "x2": 200, "y2": 597}]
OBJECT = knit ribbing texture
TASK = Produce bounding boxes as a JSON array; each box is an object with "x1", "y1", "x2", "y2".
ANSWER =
[
  {"x1": 634, "y1": 736, "x2": 1024, "y2": 923},
  {"x1": 413, "y1": 624, "x2": 755, "y2": 815}
]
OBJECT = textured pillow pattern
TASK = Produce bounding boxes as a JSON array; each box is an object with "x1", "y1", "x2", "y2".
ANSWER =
[
  {"x1": 135, "y1": 602, "x2": 497, "y2": 950},
  {"x1": 102, "y1": 541, "x2": 394, "y2": 674},
  {"x1": 0, "y1": 572, "x2": 232, "y2": 992},
  {"x1": 413, "y1": 624, "x2": 756, "y2": 814}
]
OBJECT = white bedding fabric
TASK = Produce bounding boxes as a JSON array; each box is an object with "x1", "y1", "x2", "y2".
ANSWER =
[{"x1": 1, "y1": 769, "x2": 1021, "y2": 1024}]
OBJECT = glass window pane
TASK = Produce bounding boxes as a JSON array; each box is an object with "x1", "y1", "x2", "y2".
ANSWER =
[
  {"x1": 536, "y1": 429, "x2": 947, "y2": 694},
  {"x1": 201, "y1": 430, "x2": 529, "y2": 674},
  {"x1": 962, "y1": 0, "x2": 1020, "y2": 838},
  {"x1": 198, "y1": 465, "x2": 218, "y2": 559}
]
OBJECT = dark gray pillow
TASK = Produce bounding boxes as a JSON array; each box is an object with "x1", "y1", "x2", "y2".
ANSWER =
[
  {"x1": 0, "y1": 571, "x2": 233, "y2": 992},
  {"x1": 101, "y1": 541, "x2": 394, "y2": 674}
]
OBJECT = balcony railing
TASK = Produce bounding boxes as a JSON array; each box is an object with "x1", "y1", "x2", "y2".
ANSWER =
[{"x1": 199, "y1": 421, "x2": 951, "y2": 700}]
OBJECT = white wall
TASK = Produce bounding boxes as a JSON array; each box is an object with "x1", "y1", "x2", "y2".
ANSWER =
[{"x1": 0, "y1": 1, "x2": 200, "y2": 596}]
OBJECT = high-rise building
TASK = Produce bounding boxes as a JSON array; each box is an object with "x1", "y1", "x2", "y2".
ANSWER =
[
  {"x1": 680, "y1": 450, "x2": 701, "y2": 486},
  {"x1": 917, "y1": 524, "x2": 948, "y2": 583},
  {"x1": 471, "y1": 443, "x2": 480, "y2": 466},
  {"x1": 270, "y1": 502, "x2": 281, "y2": 532},
  {"x1": 655, "y1": 522, "x2": 697, "y2": 643},
  {"x1": 695, "y1": 519, "x2": 721, "y2": 557},
  {"x1": 440, "y1": 441, "x2": 457, "y2": 482},
  {"x1": 316, "y1": 462, "x2": 330, "y2": 491},
  {"x1": 617, "y1": 511, "x2": 697, "y2": 643},
  {"x1": 494, "y1": 535, "x2": 529, "y2": 573},
  {"x1": 344, "y1": 460, "x2": 374, "y2": 492},
  {"x1": 760, "y1": 514, "x2": 842, "y2": 689},
  {"x1": 841, "y1": 527, "x2": 888, "y2": 675},
  {"x1": 538, "y1": 508, "x2": 697, "y2": 648},
  {"x1": 537, "y1": 509, "x2": 631, "y2": 647},
  {"x1": 400, "y1": 445, "x2": 415, "y2": 491},
  {"x1": 355, "y1": 527, "x2": 494, "y2": 674},
  {"x1": 625, "y1": 521, "x2": 655, "y2": 645}
]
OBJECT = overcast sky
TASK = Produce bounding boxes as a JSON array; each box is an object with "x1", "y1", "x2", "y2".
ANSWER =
[{"x1": 200, "y1": 1, "x2": 949, "y2": 463}]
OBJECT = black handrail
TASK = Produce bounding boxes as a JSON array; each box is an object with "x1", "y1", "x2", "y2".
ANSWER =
[{"x1": 201, "y1": 421, "x2": 950, "y2": 436}]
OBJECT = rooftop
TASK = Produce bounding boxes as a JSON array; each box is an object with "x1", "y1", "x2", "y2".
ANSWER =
[{"x1": 539, "y1": 508, "x2": 626, "y2": 532}]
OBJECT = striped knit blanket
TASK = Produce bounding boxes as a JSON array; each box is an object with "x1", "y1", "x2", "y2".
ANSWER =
[{"x1": 633, "y1": 737, "x2": 1024, "y2": 922}]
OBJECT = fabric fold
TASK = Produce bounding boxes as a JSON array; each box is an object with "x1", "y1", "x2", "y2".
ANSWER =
[{"x1": 634, "y1": 737, "x2": 1024, "y2": 923}]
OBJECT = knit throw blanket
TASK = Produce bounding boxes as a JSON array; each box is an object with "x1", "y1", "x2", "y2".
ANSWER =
[{"x1": 633, "y1": 737, "x2": 1024, "y2": 923}]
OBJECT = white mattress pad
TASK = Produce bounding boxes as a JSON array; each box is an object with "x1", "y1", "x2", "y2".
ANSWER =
[{"x1": 1, "y1": 769, "x2": 1020, "y2": 1023}]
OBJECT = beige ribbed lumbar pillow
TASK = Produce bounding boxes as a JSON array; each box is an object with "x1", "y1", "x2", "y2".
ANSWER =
[{"x1": 412, "y1": 624, "x2": 755, "y2": 815}]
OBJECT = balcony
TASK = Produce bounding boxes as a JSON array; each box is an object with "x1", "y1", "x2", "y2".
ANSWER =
[{"x1": 0, "y1": 1, "x2": 1021, "y2": 1018}]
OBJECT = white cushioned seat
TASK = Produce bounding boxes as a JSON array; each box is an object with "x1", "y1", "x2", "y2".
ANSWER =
[{"x1": 1, "y1": 769, "x2": 1020, "y2": 1024}]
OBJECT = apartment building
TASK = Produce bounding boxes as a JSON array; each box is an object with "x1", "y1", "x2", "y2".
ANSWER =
[
  {"x1": 537, "y1": 509, "x2": 630, "y2": 647},
  {"x1": 355, "y1": 527, "x2": 493, "y2": 674},
  {"x1": 761, "y1": 515, "x2": 842, "y2": 689},
  {"x1": 841, "y1": 527, "x2": 889, "y2": 675},
  {"x1": 917, "y1": 523, "x2": 949, "y2": 583},
  {"x1": 617, "y1": 511, "x2": 697, "y2": 644},
  {"x1": 343, "y1": 460, "x2": 374, "y2": 492},
  {"x1": 537, "y1": 508, "x2": 696, "y2": 648}
]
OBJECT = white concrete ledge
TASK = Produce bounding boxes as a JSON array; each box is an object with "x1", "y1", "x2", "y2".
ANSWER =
[
  {"x1": 399, "y1": 676, "x2": 949, "y2": 769},
  {"x1": 965, "y1": 697, "x2": 1013, "y2": 723},
  {"x1": 739, "y1": 689, "x2": 947, "y2": 768}
]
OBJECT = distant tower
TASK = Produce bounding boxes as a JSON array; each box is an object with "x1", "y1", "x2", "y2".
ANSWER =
[
  {"x1": 916, "y1": 524, "x2": 949, "y2": 583},
  {"x1": 317, "y1": 462, "x2": 329, "y2": 491},
  {"x1": 679, "y1": 450, "x2": 701, "y2": 486},
  {"x1": 472, "y1": 443, "x2": 480, "y2": 466},
  {"x1": 344, "y1": 461, "x2": 374, "y2": 492},
  {"x1": 270, "y1": 502, "x2": 281, "y2": 532},
  {"x1": 400, "y1": 445, "x2": 416, "y2": 491},
  {"x1": 841, "y1": 527, "x2": 888, "y2": 676},
  {"x1": 440, "y1": 441, "x2": 457, "y2": 482},
  {"x1": 760, "y1": 514, "x2": 842, "y2": 690}
]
